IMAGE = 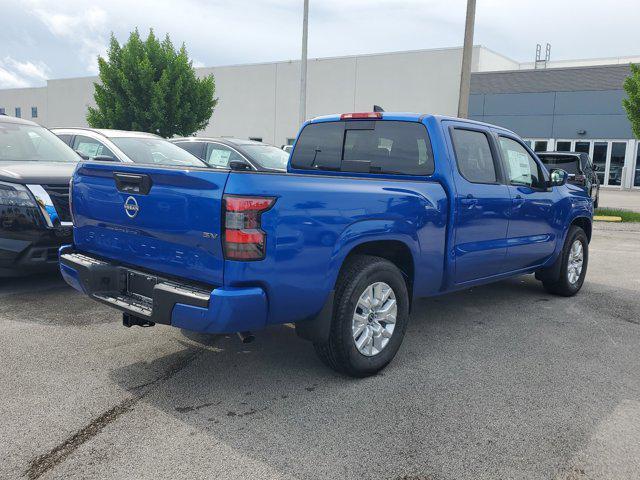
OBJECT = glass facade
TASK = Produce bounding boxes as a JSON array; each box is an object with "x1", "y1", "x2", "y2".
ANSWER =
[
  {"x1": 525, "y1": 138, "x2": 638, "y2": 187},
  {"x1": 608, "y1": 142, "x2": 626, "y2": 186},
  {"x1": 592, "y1": 142, "x2": 608, "y2": 185},
  {"x1": 635, "y1": 145, "x2": 640, "y2": 188}
]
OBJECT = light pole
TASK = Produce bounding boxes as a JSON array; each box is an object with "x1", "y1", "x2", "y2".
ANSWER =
[
  {"x1": 299, "y1": 0, "x2": 309, "y2": 126},
  {"x1": 457, "y1": 0, "x2": 476, "y2": 118}
]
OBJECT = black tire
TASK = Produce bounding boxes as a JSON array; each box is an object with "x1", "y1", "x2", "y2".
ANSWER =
[
  {"x1": 314, "y1": 255, "x2": 410, "y2": 377},
  {"x1": 541, "y1": 226, "x2": 588, "y2": 296}
]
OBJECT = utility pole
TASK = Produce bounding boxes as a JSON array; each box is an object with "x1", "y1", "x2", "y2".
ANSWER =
[
  {"x1": 457, "y1": 0, "x2": 476, "y2": 118},
  {"x1": 299, "y1": 0, "x2": 309, "y2": 126}
]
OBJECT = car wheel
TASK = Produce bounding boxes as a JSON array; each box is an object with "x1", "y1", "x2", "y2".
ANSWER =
[
  {"x1": 542, "y1": 226, "x2": 588, "y2": 297},
  {"x1": 313, "y1": 255, "x2": 409, "y2": 377}
]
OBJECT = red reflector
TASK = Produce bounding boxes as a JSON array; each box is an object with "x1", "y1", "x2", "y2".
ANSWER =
[
  {"x1": 340, "y1": 112, "x2": 382, "y2": 120},
  {"x1": 225, "y1": 229, "x2": 264, "y2": 244}
]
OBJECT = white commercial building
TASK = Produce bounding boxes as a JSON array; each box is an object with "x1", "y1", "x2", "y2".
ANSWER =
[
  {"x1": 0, "y1": 45, "x2": 517, "y2": 147},
  {"x1": 1, "y1": 44, "x2": 638, "y2": 188}
]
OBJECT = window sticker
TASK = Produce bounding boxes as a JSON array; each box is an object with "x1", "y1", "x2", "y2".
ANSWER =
[
  {"x1": 209, "y1": 149, "x2": 231, "y2": 167},
  {"x1": 77, "y1": 142, "x2": 101, "y2": 158},
  {"x1": 507, "y1": 150, "x2": 531, "y2": 183}
]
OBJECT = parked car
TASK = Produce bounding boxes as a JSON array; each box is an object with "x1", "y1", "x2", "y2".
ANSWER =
[
  {"x1": 537, "y1": 152, "x2": 600, "y2": 208},
  {"x1": 52, "y1": 128, "x2": 205, "y2": 167},
  {"x1": 0, "y1": 115, "x2": 78, "y2": 277},
  {"x1": 171, "y1": 137, "x2": 289, "y2": 172},
  {"x1": 59, "y1": 112, "x2": 592, "y2": 376}
]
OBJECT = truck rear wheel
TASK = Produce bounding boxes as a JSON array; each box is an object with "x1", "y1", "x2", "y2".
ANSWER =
[
  {"x1": 541, "y1": 225, "x2": 588, "y2": 296},
  {"x1": 313, "y1": 255, "x2": 409, "y2": 377}
]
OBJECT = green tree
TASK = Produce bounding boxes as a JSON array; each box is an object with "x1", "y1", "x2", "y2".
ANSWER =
[
  {"x1": 623, "y1": 63, "x2": 640, "y2": 139},
  {"x1": 87, "y1": 29, "x2": 217, "y2": 137}
]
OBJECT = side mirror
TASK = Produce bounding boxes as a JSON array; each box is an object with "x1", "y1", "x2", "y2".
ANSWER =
[
  {"x1": 229, "y1": 160, "x2": 251, "y2": 171},
  {"x1": 548, "y1": 168, "x2": 568, "y2": 187},
  {"x1": 92, "y1": 155, "x2": 118, "y2": 162},
  {"x1": 75, "y1": 150, "x2": 89, "y2": 160}
]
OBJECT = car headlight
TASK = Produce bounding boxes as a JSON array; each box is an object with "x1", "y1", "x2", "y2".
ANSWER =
[{"x1": 0, "y1": 181, "x2": 36, "y2": 207}]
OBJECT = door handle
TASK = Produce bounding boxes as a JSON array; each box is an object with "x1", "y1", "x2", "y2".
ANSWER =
[
  {"x1": 113, "y1": 172, "x2": 153, "y2": 195},
  {"x1": 512, "y1": 194, "x2": 525, "y2": 205},
  {"x1": 460, "y1": 194, "x2": 478, "y2": 207}
]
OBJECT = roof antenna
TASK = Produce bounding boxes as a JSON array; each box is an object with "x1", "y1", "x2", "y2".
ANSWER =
[{"x1": 373, "y1": 105, "x2": 385, "y2": 113}]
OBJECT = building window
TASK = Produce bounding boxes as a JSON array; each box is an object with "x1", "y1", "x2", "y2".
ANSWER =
[
  {"x1": 0, "y1": 107, "x2": 5, "y2": 115},
  {"x1": 533, "y1": 140, "x2": 548, "y2": 152},
  {"x1": 249, "y1": 137, "x2": 263, "y2": 142},
  {"x1": 31, "y1": 107, "x2": 38, "y2": 118},
  {"x1": 286, "y1": 138, "x2": 295, "y2": 145},
  {"x1": 15, "y1": 107, "x2": 21, "y2": 118},
  {"x1": 556, "y1": 141, "x2": 571, "y2": 152}
]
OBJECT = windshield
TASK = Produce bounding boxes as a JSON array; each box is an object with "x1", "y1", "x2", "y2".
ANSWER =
[
  {"x1": 241, "y1": 145, "x2": 289, "y2": 171},
  {"x1": 538, "y1": 155, "x2": 580, "y2": 174},
  {"x1": 0, "y1": 122, "x2": 78, "y2": 163},
  {"x1": 111, "y1": 137, "x2": 207, "y2": 167}
]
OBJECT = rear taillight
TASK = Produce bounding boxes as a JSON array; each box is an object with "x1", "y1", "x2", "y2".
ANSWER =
[{"x1": 223, "y1": 195, "x2": 275, "y2": 260}]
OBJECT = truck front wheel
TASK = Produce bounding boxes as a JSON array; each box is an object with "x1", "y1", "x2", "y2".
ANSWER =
[
  {"x1": 540, "y1": 225, "x2": 589, "y2": 296},
  {"x1": 314, "y1": 255, "x2": 410, "y2": 377}
]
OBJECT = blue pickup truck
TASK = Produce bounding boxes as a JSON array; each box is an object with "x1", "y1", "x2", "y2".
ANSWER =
[{"x1": 60, "y1": 112, "x2": 592, "y2": 377}]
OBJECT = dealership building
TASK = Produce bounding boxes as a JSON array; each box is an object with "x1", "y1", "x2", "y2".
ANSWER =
[{"x1": 0, "y1": 45, "x2": 639, "y2": 188}]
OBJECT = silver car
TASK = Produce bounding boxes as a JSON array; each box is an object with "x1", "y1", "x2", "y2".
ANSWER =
[{"x1": 51, "y1": 128, "x2": 205, "y2": 167}]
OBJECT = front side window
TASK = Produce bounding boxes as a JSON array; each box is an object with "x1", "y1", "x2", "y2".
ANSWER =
[
  {"x1": 451, "y1": 128, "x2": 496, "y2": 183},
  {"x1": 110, "y1": 137, "x2": 206, "y2": 167},
  {"x1": 205, "y1": 143, "x2": 245, "y2": 169},
  {"x1": 0, "y1": 123, "x2": 78, "y2": 163},
  {"x1": 290, "y1": 120, "x2": 434, "y2": 175},
  {"x1": 499, "y1": 136, "x2": 543, "y2": 188},
  {"x1": 241, "y1": 144, "x2": 289, "y2": 171},
  {"x1": 72, "y1": 135, "x2": 116, "y2": 160}
]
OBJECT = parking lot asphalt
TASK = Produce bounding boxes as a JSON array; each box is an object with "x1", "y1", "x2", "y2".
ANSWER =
[{"x1": 2, "y1": 225, "x2": 639, "y2": 480}]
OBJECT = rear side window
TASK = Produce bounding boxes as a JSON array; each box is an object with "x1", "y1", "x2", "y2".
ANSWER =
[
  {"x1": 290, "y1": 121, "x2": 434, "y2": 175},
  {"x1": 451, "y1": 129, "x2": 497, "y2": 183},
  {"x1": 175, "y1": 141, "x2": 205, "y2": 160}
]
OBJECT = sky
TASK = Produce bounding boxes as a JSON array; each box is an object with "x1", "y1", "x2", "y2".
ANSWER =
[{"x1": 1, "y1": 0, "x2": 639, "y2": 89}]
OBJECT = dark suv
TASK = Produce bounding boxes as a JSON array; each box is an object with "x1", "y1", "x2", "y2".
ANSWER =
[
  {"x1": 537, "y1": 152, "x2": 600, "y2": 208},
  {"x1": 0, "y1": 115, "x2": 77, "y2": 277},
  {"x1": 171, "y1": 137, "x2": 289, "y2": 172}
]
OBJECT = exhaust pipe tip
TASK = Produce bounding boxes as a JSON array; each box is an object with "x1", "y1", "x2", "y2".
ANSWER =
[{"x1": 237, "y1": 331, "x2": 255, "y2": 344}]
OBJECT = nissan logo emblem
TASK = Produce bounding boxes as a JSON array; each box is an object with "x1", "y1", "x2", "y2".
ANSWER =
[{"x1": 124, "y1": 196, "x2": 139, "y2": 218}]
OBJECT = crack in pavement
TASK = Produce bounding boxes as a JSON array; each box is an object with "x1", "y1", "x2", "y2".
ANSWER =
[{"x1": 24, "y1": 348, "x2": 200, "y2": 480}]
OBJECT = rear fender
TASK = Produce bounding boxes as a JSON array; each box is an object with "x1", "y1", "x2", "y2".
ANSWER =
[{"x1": 327, "y1": 220, "x2": 420, "y2": 295}]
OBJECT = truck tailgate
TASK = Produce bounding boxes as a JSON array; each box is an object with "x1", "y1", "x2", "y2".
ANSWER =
[{"x1": 71, "y1": 163, "x2": 229, "y2": 286}]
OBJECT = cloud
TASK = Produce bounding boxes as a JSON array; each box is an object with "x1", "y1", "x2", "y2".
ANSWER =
[
  {"x1": 1, "y1": 0, "x2": 639, "y2": 87},
  {"x1": 0, "y1": 57, "x2": 50, "y2": 88},
  {"x1": 25, "y1": 1, "x2": 109, "y2": 74}
]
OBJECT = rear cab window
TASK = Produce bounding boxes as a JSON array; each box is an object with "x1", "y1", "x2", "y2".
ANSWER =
[
  {"x1": 537, "y1": 154, "x2": 581, "y2": 174},
  {"x1": 290, "y1": 120, "x2": 434, "y2": 176}
]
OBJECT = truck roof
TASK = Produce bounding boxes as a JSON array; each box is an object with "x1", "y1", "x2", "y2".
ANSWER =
[{"x1": 309, "y1": 112, "x2": 517, "y2": 136}]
